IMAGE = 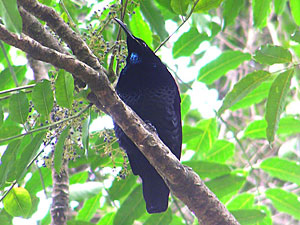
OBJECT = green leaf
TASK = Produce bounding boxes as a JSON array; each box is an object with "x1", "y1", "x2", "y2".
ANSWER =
[
  {"x1": 9, "y1": 92, "x2": 29, "y2": 124},
  {"x1": 32, "y1": 79, "x2": 54, "y2": 117},
  {"x1": 182, "y1": 126, "x2": 203, "y2": 143},
  {"x1": 0, "y1": 140, "x2": 21, "y2": 188},
  {"x1": 206, "y1": 140, "x2": 235, "y2": 163},
  {"x1": 277, "y1": 117, "x2": 300, "y2": 135},
  {"x1": 254, "y1": 45, "x2": 292, "y2": 65},
  {"x1": 205, "y1": 174, "x2": 246, "y2": 200},
  {"x1": 108, "y1": 174, "x2": 137, "y2": 200},
  {"x1": 170, "y1": 0, "x2": 189, "y2": 15},
  {"x1": 244, "y1": 120, "x2": 267, "y2": 139},
  {"x1": 70, "y1": 171, "x2": 89, "y2": 184},
  {"x1": 198, "y1": 51, "x2": 251, "y2": 84},
  {"x1": 266, "y1": 188, "x2": 300, "y2": 220},
  {"x1": 227, "y1": 193, "x2": 255, "y2": 210},
  {"x1": 218, "y1": 71, "x2": 271, "y2": 115},
  {"x1": 260, "y1": 157, "x2": 300, "y2": 185},
  {"x1": 290, "y1": 0, "x2": 300, "y2": 26},
  {"x1": 25, "y1": 167, "x2": 52, "y2": 195},
  {"x1": 274, "y1": 0, "x2": 287, "y2": 15},
  {"x1": 181, "y1": 94, "x2": 191, "y2": 118},
  {"x1": 0, "y1": 0, "x2": 22, "y2": 34},
  {"x1": 113, "y1": 185, "x2": 146, "y2": 225},
  {"x1": 55, "y1": 70, "x2": 74, "y2": 109},
  {"x1": 0, "y1": 103, "x2": 3, "y2": 127},
  {"x1": 183, "y1": 160, "x2": 231, "y2": 179},
  {"x1": 3, "y1": 187, "x2": 32, "y2": 218},
  {"x1": 265, "y1": 69, "x2": 294, "y2": 143},
  {"x1": 16, "y1": 132, "x2": 46, "y2": 181},
  {"x1": 54, "y1": 126, "x2": 70, "y2": 173},
  {"x1": 173, "y1": 28, "x2": 208, "y2": 58},
  {"x1": 69, "y1": 182, "x2": 102, "y2": 201},
  {"x1": 187, "y1": 118, "x2": 218, "y2": 155},
  {"x1": 223, "y1": 0, "x2": 244, "y2": 28},
  {"x1": 144, "y1": 208, "x2": 172, "y2": 225},
  {"x1": 291, "y1": 30, "x2": 300, "y2": 43},
  {"x1": 130, "y1": 8, "x2": 153, "y2": 47},
  {"x1": 0, "y1": 117, "x2": 22, "y2": 144},
  {"x1": 140, "y1": 0, "x2": 168, "y2": 39},
  {"x1": 230, "y1": 209, "x2": 266, "y2": 225},
  {"x1": 0, "y1": 66, "x2": 26, "y2": 91},
  {"x1": 77, "y1": 193, "x2": 101, "y2": 221},
  {"x1": 96, "y1": 212, "x2": 115, "y2": 225},
  {"x1": 230, "y1": 80, "x2": 272, "y2": 111},
  {"x1": 194, "y1": 0, "x2": 223, "y2": 12},
  {"x1": 252, "y1": 0, "x2": 272, "y2": 28}
]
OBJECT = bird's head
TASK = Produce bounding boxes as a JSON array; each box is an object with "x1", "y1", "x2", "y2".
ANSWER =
[{"x1": 114, "y1": 18, "x2": 156, "y2": 64}]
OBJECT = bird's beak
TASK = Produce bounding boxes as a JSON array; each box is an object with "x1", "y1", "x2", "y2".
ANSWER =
[{"x1": 114, "y1": 18, "x2": 135, "y2": 40}]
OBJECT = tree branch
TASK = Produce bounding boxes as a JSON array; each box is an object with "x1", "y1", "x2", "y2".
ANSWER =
[{"x1": 0, "y1": 10, "x2": 239, "y2": 225}]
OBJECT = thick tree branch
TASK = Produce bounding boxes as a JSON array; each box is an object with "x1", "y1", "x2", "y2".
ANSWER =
[{"x1": 0, "y1": 20, "x2": 239, "y2": 225}]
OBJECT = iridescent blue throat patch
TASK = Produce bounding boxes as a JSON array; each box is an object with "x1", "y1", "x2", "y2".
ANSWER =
[{"x1": 129, "y1": 52, "x2": 141, "y2": 64}]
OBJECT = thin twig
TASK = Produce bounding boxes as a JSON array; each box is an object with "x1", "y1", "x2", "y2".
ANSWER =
[
  {"x1": 0, "y1": 84, "x2": 35, "y2": 95},
  {"x1": 0, "y1": 181, "x2": 17, "y2": 202},
  {"x1": 154, "y1": 0, "x2": 200, "y2": 53}
]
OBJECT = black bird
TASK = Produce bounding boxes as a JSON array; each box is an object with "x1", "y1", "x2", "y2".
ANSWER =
[{"x1": 113, "y1": 18, "x2": 182, "y2": 214}]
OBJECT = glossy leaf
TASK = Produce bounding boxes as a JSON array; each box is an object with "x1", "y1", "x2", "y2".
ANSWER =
[
  {"x1": 3, "y1": 187, "x2": 32, "y2": 218},
  {"x1": 16, "y1": 132, "x2": 46, "y2": 181},
  {"x1": 194, "y1": 0, "x2": 223, "y2": 12},
  {"x1": 230, "y1": 80, "x2": 272, "y2": 111},
  {"x1": 206, "y1": 174, "x2": 246, "y2": 200},
  {"x1": 187, "y1": 118, "x2": 217, "y2": 154},
  {"x1": 173, "y1": 28, "x2": 208, "y2": 59},
  {"x1": 198, "y1": 51, "x2": 251, "y2": 85},
  {"x1": 277, "y1": 117, "x2": 300, "y2": 135},
  {"x1": 97, "y1": 212, "x2": 115, "y2": 225},
  {"x1": 266, "y1": 188, "x2": 300, "y2": 220},
  {"x1": 231, "y1": 209, "x2": 266, "y2": 225},
  {"x1": 70, "y1": 171, "x2": 89, "y2": 184},
  {"x1": 183, "y1": 160, "x2": 231, "y2": 179},
  {"x1": 77, "y1": 193, "x2": 101, "y2": 221},
  {"x1": 55, "y1": 70, "x2": 74, "y2": 109},
  {"x1": 54, "y1": 126, "x2": 70, "y2": 173},
  {"x1": 254, "y1": 45, "x2": 292, "y2": 65},
  {"x1": 218, "y1": 71, "x2": 271, "y2": 115},
  {"x1": 0, "y1": 0, "x2": 22, "y2": 34},
  {"x1": 140, "y1": 0, "x2": 168, "y2": 39},
  {"x1": 265, "y1": 69, "x2": 294, "y2": 143},
  {"x1": 32, "y1": 79, "x2": 54, "y2": 117},
  {"x1": 260, "y1": 157, "x2": 300, "y2": 185},
  {"x1": 170, "y1": 0, "x2": 189, "y2": 15},
  {"x1": 9, "y1": 92, "x2": 29, "y2": 124},
  {"x1": 144, "y1": 208, "x2": 172, "y2": 225},
  {"x1": 290, "y1": 0, "x2": 300, "y2": 26},
  {"x1": 113, "y1": 185, "x2": 146, "y2": 225},
  {"x1": 205, "y1": 140, "x2": 235, "y2": 163},
  {"x1": 130, "y1": 8, "x2": 153, "y2": 47},
  {"x1": 227, "y1": 193, "x2": 255, "y2": 210},
  {"x1": 82, "y1": 116, "x2": 90, "y2": 151},
  {"x1": 108, "y1": 173, "x2": 137, "y2": 200},
  {"x1": 244, "y1": 120, "x2": 267, "y2": 139},
  {"x1": 252, "y1": 0, "x2": 272, "y2": 28},
  {"x1": 180, "y1": 94, "x2": 191, "y2": 118},
  {"x1": 274, "y1": 0, "x2": 287, "y2": 15},
  {"x1": 0, "y1": 140, "x2": 21, "y2": 188},
  {"x1": 223, "y1": 0, "x2": 244, "y2": 28}
]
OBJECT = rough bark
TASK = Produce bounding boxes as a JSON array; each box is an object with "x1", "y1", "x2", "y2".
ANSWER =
[{"x1": 0, "y1": 2, "x2": 240, "y2": 224}]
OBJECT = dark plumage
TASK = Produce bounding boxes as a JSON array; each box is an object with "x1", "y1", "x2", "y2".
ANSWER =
[{"x1": 113, "y1": 18, "x2": 182, "y2": 214}]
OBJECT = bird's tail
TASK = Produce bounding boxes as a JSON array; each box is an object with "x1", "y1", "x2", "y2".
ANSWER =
[{"x1": 141, "y1": 170, "x2": 170, "y2": 214}]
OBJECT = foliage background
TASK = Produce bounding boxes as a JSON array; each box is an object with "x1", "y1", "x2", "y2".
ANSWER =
[{"x1": 0, "y1": 0, "x2": 300, "y2": 224}]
